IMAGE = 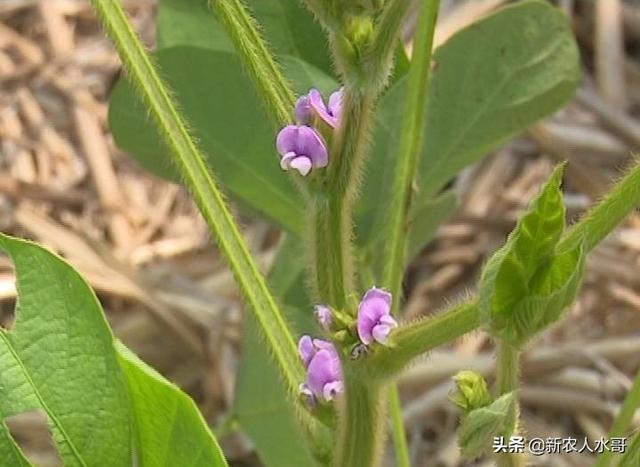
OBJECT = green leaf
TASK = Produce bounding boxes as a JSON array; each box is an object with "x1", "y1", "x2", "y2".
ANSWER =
[
  {"x1": 406, "y1": 190, "x2": 458, "y2": 264},
  {"x1": 357, "y1": 0, "x2": 579, "y2": 249},
  {"x1": 418, "y1": 0, "x2": 580, "y2": 197},
  {"x1": 157, "y1": 0, "x2": 333, "y2": 75},
  {"x1": 233, "y1": 235, "x2": 318, "y2": 467},
  {"x1": 157, "y1": 0, "x2": 232, "y2": 50},
  {"x1": 479, "y1": 165, "x2": 586, "y2": 346},
  {"x1": 109, "y1": 47, "x2": 337, "y2": 235},
  {"x1": 116, "y1": 342, "x2": 229, "y2": 467},
  {"x1": 457, "y1": 392, "x2": 515, "y2": 459},
  {"x1": 0, "y1": 423, "x2": 32, "y2": 466},
  {"x1": 0, "y1": 234, "x2": 131, "y2": 466}
]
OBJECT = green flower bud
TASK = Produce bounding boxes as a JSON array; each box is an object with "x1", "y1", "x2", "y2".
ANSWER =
[{"x1": 450, "y1": 371, "x2": 492, "y2": 413}]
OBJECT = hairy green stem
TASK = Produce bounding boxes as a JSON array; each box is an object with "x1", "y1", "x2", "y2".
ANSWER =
[
  {"x1": 388, "y1": 385, "x2": 411, "y2": 467},
  {"x1": 367, "y1": 0, "x2": 413, "y2": 89},
  {"x1": 313, "y1": 89, "x2": 376, "y2": 307},
  {"x1": 365, "y1": 300, "x2": 479, "y2": 378},
  {"x1": 382, "y1": 2, "x2": 439, "y2": 463},
  {"x1": 559, "y1": 158, "x2": 640, "y2": 253},
  {"x1": 90, "y1": 0, "x2": 309, "y2": 430},
  {"x1": 594, "y1": 369, "x2": 640, "y2": 467},
  {"x1": 495, "y1": 341, "x2": 524, "y2": 467},
  {"x1": 210, "y1": 0, "x2": 295, "y2": 126},
  {"x1": 335, "y1": 374, "x2": 386, "y2": 467},
  {"x1": 384, "y1": 0, "x2": 440, "y2": 313}
]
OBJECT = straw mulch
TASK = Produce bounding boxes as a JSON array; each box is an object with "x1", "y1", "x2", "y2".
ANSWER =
[{"x1": 1, "y1": 1, "x2": 639, "y2": 466}]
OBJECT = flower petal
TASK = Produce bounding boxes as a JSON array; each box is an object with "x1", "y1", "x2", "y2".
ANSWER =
[
  {"x1": 372, "y1": 324, "x2": 392, "y2": 344},
  {"x1": 362, "y1": 287, "x2": 392, "y2": 308},
  {"x1": 309, "y1": 88, "x2": 337, "y2": 128},
  {"x1": 357, "y1": 312, "x2": 376, "y2": 345},
  {"x1": 289, "y1": 156, "x2": 312, "y2": 176},
  {"x1": 299, "y1": 383, "x2": 316, "y2": 406},
  {"x1": 328, "y1": 89, "x2": 343, "y2": 120},
  {"x1": 322, "y1": 380, "x2": 343, "y2": 402},
  {"x1": 276, "y1": 125, "x2": 300, "y2": 155},
  {"x1": 314, "y1": 305, "x2": 332, "y2": 330},
  {"x1": 298, "y1": 335, "x2": 314, "y2": 367},
  {"x1": 279, "y1": 151, "x2": 297, "y2": 170},
  {"x1": 306, "y1": 348, "x2": 342, "y2": 398},
  {"x1": 295, "y1": 95, "x2": 312, "y2": 124},
  {"x1": 296, "y1": 126, "x2": 328, "y2": 168},
  {"x1": 379, "y1": 314, "x2": 398, "y2": 328}
]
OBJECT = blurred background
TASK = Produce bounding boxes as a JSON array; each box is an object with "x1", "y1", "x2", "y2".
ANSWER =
[{"x1": 0, "y1": 0, "x2": 639, "y2": 465}]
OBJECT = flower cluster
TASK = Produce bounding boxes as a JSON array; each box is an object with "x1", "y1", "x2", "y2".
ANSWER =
[
  {"x1": 275, "y1": 88, "x2": 342, "y2": 176},
  {"x1": 356, "y1": 287, "x2": 398, "y2": 345},
  {"x1": 298, "y1": 287, "x2": 398, "y2": 406},
  {"x1": 298, "y1": 336, "x2": 343, "y2": 405}
]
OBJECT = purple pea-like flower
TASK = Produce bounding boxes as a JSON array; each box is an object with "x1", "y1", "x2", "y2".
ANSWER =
[
  {"x1": 295, "y1": 88, "x2": 343, "y2": 128},
  {"x1": 276, "y1": 125, "x2": 328, "y2": 176},
  {"x1": 314, "y1": 304, "x2": 332, "y2": 331},
  {"x1": 298, "y1": 335, "x2": 343, "y2": 404},
  {"x1": 357, "y1": 287, "x2": 398, "y2": 345}
]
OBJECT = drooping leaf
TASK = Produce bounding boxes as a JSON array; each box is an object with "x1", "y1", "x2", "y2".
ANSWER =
[
  {"x1": 109, "y1": 47, "x2": 337, "y2": 235},
  {"x1": 357, "y1": 0, "x2": 580, "y2": 253},
  {"x1": 157, "y1": 0, "x2": 333, "y2": 75},
  {"x1": 479, "y1": 165, "x2": 586, "y2": 346},
  {"x1": 233, "y1": 235, "x2": 318, "y2": 467},
  {"x1": 0, "y1": 234, "x2": 131, "y2": 466},
  {"x1": 116, "y1": 342, "x2": 229, "y2": 467}
]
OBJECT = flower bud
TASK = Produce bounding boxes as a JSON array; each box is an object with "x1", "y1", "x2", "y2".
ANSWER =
[{"x1": 450, "y1": 370, "x2": 492, "y2": 414}]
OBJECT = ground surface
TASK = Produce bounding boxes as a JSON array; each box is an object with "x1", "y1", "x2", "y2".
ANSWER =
[{"x1": 1, "y1": 1, "x2": 639, "y2": 466}]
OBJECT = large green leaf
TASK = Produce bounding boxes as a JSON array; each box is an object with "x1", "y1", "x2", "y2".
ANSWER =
[
  {"x1": 0, "y1": 422, "x2": 32, "y2": 466},
  {"x1": 0, "y1": 234, "x2": 131, "y2": 466},
  {"x1": 116, "y1": 342, "x2": 228, "y2": 467},
  {"x1": 357, "y1": 0, "x2": 580, "y2": 252},
  {"x1": 233, "y1": 235, "x2": 317, "y2": 467},
  {"x1": 157, "y1": 0, "x2": 333, "y2": 75},
  {"x1": 418, "y1": 0, "x2": 580, "y2": 197},
  {"x1": 407, "y1": 190, "x2": 459, "y2": 264},
  {"x1": 109, "y1": 47, "x2": 336, "y2": 235}
]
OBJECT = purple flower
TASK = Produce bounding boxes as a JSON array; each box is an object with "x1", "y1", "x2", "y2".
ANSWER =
[
  {"x1": 295, "y1": 88, "x2": 343, "y2": 128},
  {"x1": 298, "y1": 335, "x2": 343, "y2": 404},
  {"x1": 357, "y1": 287, "x2": 398, "y2": 345},
  {"x1": 276, "y1": 125, "x2": 328, "y2": 176},
  {"x1": 314, "y1": 305, "x2": 332, "y2": 331}
]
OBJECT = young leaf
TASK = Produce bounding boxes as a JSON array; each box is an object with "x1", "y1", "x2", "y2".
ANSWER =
[
  {"x1": 457, "y1": 392, "x2": 516, "y2": 459},
  {"x1": 116, "y1": 342, "x2": 229, "y2": 467},
  {"x1": 479, "y1": 165, "x2": 586, "y2": 346},
  {"x1": 0, "y1": 234, "x2": 131, "y2": 465}
]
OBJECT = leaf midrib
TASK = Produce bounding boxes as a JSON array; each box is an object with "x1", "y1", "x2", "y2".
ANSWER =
[{"x1": 0, "y1": 330, "x2": 88, "y2": 466}]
